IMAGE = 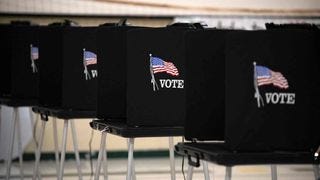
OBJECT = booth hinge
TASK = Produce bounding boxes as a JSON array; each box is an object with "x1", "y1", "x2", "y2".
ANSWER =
[
  {"x1": 40, "y1": 113, "x2": 48, "y2": 121},
  {"x1": 188, "y1": 154, "x2": 200, "y2": 167}
]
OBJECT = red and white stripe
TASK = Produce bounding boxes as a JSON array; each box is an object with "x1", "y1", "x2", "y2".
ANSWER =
[
  {"x1": 85, "y1": 58, "x2": 97, "y2": 66},
  {"x1": 257, "y1": 71, "x2": 289, "y2": 89},
  {"x1": 153, "y1": 61, "x2": 179, "y2": 76},
  {"x1": 31, "y1": 53, "x2": 38, "y2": 60}
]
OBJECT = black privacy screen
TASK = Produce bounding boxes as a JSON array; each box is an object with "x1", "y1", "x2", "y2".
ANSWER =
[
  {"x1": 39, "y1": 26, "x2": 64, "y2": 107},
  {"x1": 225, "y1": 30, "x2": 320, "y2": 151},
  {"x1": 10, "y1": 25, "x2": 40, "y2": 101},
  {"x1": 126, "y1": 27, "x2": 190, "y2": 127},
  {"x1": 0, "y1": 25, "x2": 39, "y2": 101},
  {"x1": 39, "y1": 26, "x2": 97, "y2": 111},
  {"x1": 0, "y1": 24, "x2": 12, "y2": 98},
  {"x1": 62, "y1": 27, "x2": 97, "y2": 111},
  {"x1": 97, "y1": 26, "x2": 139, "y2": 120},
  {"x1": 184, "y1": 29, "x2": 227, "y2": 141}
]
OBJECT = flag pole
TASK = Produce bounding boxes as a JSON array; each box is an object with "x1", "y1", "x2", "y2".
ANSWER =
[
  {"x1": 149, "y1": 54, "x2": 159, "y2": 91},
  {"x1": 253, "y1": 61, "x2": 263, "y2": 108},
  {"x1": 30, "y1": 44, "x2": 34, "y2": 72},
  {"x1": 83, "y1": 48, "x2": 91, "y2": 80},
  {"x1": 30, "y1": 44, "x2": 37, "y2": 73},
  {"x1": 315, "y1": 145, "x2": 320, "y2": 160}
]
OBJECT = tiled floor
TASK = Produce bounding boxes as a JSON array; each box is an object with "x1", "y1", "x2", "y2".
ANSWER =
[{"x1": 0, "y1": 157, "x2": 318, "y2": 179}]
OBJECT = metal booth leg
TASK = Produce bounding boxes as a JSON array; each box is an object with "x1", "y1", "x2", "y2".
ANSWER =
[
  {"x1": 102, "y1": 140, "x2": 108, "y2": 180},
  {"x1": 29, "y1": 109, "x2": 39, "y2": 167},
  {"x1": 16, "y1": 109, "x2": 24, "y2": 179},
  {"x1": 225, "y1": 166, "x2": 232, "y2": 180},
  {"x1": 70, "y1": 120, "x2": 83, "y2": 180},
  {"x1": 187, "y1": 164, "x2": 194, "y2": 180},
  {"x1": 211, "y1": 163, "x2": 215, "y2": 180},
  {"x1": 271, "y1": 165, "x2": 278, "y2": 180},
  {"x1": 126, "y1": 138, "x2": 135, "y2": 180},
  {"x1": 313, "y1": 164, "x2": 320, "y2": 180},
  {"x1": 169, "y1": 137, "x2": 176, "y2": 180},
  {"x1": 0, "y1": 105, "x2": 2, "y2": 143},
  {"x1": 94, "y1": 132, "x2": 107, "y2": 180},
  {"x1": 202, "y1": 160, "x2": 210, "y2": 180},
  {"x1": 6, "y1": 107, "x2": 18, "y2": 180},
  {"x1": 33, "y1": 120, "x2": 46, "y2": 180},
  {"x1": 28, "y1": 108, "x2": 34, "y2": 128},
  {"x1": 52, "y1": 117, "x2": 60, "y2": 175},
  {"x1": 58, "y1": 119, "x2": 69, "y2": 180}
]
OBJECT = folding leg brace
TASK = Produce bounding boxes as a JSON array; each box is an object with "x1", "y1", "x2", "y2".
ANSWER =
[
  {"x1": 33, "y1": 115, "x2": 60, "y2": 180},
  {"x1": 126, "y1": 137, "x2": 177, "y2": 180},
  {"x1": 94, "y1": 132, "x2": 108, "y2": 180},
  {"x1": 58, "y1": 119, "x2": 83, "y2": 180},
  {"x1": 94, "y1": 136, "x2": 177, "y2": 180}
]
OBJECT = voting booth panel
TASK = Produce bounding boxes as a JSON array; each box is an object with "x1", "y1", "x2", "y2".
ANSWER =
[
  {"x1": 97, "y1": 26, "x2": 139, "y2": 120},
  {"x1": 0, "y1": 25, "x2": 12, "y2": 98},
  {"x1": 39, "y1": 26, "x2": 98, "y2": 111},
  {"x1": 225, "y1": 30, "x2": 320, "y2": 151},
  {"x1": 63, "y1": 27, "x2": 98, "y2": 110},
  {"x1": 10, "y1": 25, "x2": 40, "y2": 101},
  {"x1": 126, "y1": 27, "x2": 190, "y2": 127},
  {"x1": 39, "y1": 26, "x2": 63, "y2": 107},
  {"x1": 0, "y1": 24, "x2": 39, "y2": 101},
  {"x1": 184, "y1": 29, "x2": 227, "y2": 141}
]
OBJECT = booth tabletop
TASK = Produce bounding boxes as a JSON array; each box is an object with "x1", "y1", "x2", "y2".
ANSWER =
[
  {"x1": 175, "y1": 142, "x2": 319, "y2": 166},
  {"x1": 0, "y1": 97, "x2": 38, "y2": 107},
  {"x1": 32, "y1": 106, "x2": 96, "y2": 119},
  {"x1": 90, "y1": 120, "x2": 184, "y2": 138}
]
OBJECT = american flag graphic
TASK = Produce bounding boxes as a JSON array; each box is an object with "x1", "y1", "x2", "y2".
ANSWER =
[
  {"x1": 31, "y1": 47, "x2": 39, "y2": 60},
  {"x1": 151, "y1": 56, "x2": 179, "y2": 76},
  {"x1": 84, "y1": 51, "x2": 97, "y2": 66},
  {"x1": 256, "y1": 65, "x2": 289, "y2": 89}
]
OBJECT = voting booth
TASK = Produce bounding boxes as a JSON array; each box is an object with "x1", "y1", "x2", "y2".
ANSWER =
[
  {"x1": 97, "y1": 24, "x2": 195, "y2": 127},
  {"x1": 39, "y1": 26, "x2": 98, "y2": 111},
  {"x1": 0, "y1": 24, "x2": 40, "y2": 103},
  {"x1": 225, "y1": 29, "x2": 320, "y2": 151},
  {"x1": 182, "y1": 28, "x2": 320, "y2": 152},
  {"x1": 0, "y1": 22, "x2": 41, "y2": 179},
  {"x1": 175, "y1": 28, "x2": 320, "y2": 180},
  {"x1": 93, "y1": 24, "x2": 197, "y2": 180},
  {"x1": 126, "y1": 25, "x2": 191, "y2": 127},
  {"x1": 33, "y1": 23, "x2": 99, "y2": 180}
]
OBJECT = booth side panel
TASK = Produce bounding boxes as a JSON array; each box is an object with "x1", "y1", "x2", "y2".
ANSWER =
[{"x1": 39, "y1": 27, "x2": 63, "y2": 107}]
